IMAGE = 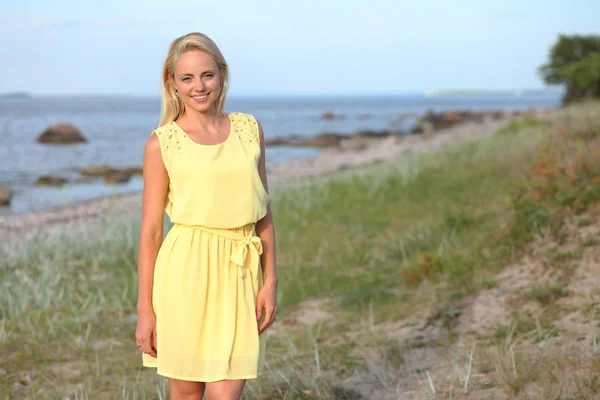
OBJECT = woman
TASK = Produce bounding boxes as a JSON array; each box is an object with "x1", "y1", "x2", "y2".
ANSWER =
[{"x1": 135, "y1": 32, "x2": 278, "y2": 400}]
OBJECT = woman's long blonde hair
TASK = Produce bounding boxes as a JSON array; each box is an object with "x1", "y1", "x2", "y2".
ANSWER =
[{"x1": 158, "y1": 32, "x2": 230, "y2": 128}]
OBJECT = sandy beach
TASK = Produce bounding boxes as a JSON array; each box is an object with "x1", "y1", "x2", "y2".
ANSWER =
[{"x1": 0, "y1": 111, "x2": 553, "y2": 255}]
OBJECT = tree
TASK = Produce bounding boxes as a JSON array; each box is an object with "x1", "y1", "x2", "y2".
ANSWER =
[{"x1": 539, "y1": 34, "x2": 600, "y2": 104}]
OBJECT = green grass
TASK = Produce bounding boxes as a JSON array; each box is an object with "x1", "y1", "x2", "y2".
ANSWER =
[
  {"x1": 276, "y1": 142, "x2": 525, "y2": 311},
  {"x1": 528, "y1": 282, "x2": 570, "y2": 305},
  {"x1": 496, "y1": 117, "x2": 553, "y2": 135},
  {"x1": 2, "y1": 101, "x2": 600, "y2": 398}
]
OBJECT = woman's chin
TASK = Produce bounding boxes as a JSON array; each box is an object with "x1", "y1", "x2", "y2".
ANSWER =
[{"x1": 186, "y1": 101, "x2": 215, "y2": 113}]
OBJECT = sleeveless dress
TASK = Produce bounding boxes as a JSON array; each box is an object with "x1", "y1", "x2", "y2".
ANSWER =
[{"x1": 141, "y1": 112, "x2": 269, "y2": 382}]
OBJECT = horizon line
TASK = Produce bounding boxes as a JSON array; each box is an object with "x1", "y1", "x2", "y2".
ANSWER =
[{"x1": 1, "y1": 87, "x2": 564, "y2": 99}]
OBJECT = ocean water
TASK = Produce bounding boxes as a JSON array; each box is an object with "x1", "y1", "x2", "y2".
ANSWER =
[{"x1": 0, "y1": 93, "x2": 561, "y2": 215}]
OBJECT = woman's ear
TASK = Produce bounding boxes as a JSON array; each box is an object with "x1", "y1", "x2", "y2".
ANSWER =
[
  {"x1": 167, "y1": 74, "x2": 177, "y2": 90},
  {"x1": 170, "y1": 83, "x2": 179, "y2": 98}
]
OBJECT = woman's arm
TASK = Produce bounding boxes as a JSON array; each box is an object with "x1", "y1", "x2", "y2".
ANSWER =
[
  {"x1": 255, "y1": 121, "x2": 277, "y2": 286},
  {"x1": 255, "y1": 120, "x2": 278, "y2": 334},
  {"x1": 137, "y1": 134, "x2": 169, "y2": 313}
]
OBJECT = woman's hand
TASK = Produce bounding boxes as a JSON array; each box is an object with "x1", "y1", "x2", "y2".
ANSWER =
[
  {"x1": 135, "y1": 308, "x2": 158, "y2": 357},
  {"x1": 256, "y1": 280, "x2": 278, "y2": 335}
]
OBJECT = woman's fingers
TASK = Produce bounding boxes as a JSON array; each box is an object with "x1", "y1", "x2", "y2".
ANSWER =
[
  {"x1": 258, "y1": 312, "x2": 269, "y2": 334},
  {"x1": 143, "y1": 334, "x2": 157, "y2": 357},
  {"x1": 152, "y1": 325, "x2": 158, "y2": 355},
  {"x1": 256, "y1": 296, "x2": 265, "y2": 320},
  {"x1": 258, "y1": 305, "x2": 277, "y2": 335},
  {"x1": 140, "y1": 325, "x2": 157, "y2": 357},
  {"x1": 135, "y1": 311, "x2": 157, "y2": 356},
  {"x1": 268, "y1": 306, "x2": 278, "y2": 328},
  {"x1": 265, "y1": 306, "x2": 277, "y2": 330}
]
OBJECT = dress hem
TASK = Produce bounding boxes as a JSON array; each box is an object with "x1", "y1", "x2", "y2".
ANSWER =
[{"x1": 145, "y1": 366, "x2": 262, "y2": 382}]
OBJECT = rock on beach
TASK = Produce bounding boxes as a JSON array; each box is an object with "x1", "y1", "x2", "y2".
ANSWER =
[
  {"x1": 80, "y1": 165, "x2": 114, "y2": 177},
  {"x1": 0, "y1": 185, "x2": 12, "y2": 206},
  {"x1": 320, "y1": 111, "x2": 345, "y2": 120},
  {"x1": 35, "y1": 176, "x2": 68, "y2": 186},
  {"x1": 37, "y1": 123, "x2": 87, "y2": 144},
  {"x1": 104, "y1": 172, "x2": 131, "y2": 184}
]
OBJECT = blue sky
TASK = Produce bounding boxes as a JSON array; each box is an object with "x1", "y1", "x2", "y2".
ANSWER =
[{"x1": 0, "y1": 0, "x2": 597, "y2": 96}]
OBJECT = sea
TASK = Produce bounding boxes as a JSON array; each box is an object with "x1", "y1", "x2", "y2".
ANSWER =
[{"x1": 0, "y1": 92, "x2": 562, "y2": 215}]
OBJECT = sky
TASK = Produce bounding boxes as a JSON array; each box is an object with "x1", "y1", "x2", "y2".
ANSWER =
[{"x1": 0, "y1": 0, "x2": 598, "y2": 96}]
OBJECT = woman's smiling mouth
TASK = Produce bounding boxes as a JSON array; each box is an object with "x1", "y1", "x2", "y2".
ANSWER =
[{"x1": 192, "y1": 93, "x2": 209, "y2": 102}]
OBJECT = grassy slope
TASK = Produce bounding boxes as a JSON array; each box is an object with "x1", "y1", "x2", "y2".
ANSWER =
[{"x1": 1, "y1": 101, "x2": 599, "y2": 399}]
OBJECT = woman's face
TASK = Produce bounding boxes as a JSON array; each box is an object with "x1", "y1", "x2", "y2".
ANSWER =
[{"x1": 172, "y1": 50, "x2": 223, "y2": 114}]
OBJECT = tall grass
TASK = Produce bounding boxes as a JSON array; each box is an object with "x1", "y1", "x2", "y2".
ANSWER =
[{"x1": 1, "y1": 101, "x2": 599, "y2": 398}]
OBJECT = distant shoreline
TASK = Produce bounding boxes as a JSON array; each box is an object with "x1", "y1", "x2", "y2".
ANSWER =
[
  {"x1": 0, "y1": 92, "x2": 33, "y2": 100},
  {"x1": 427, "y1": 89, "x2": 563, "y2": 97},
  {"x1": 0, "y1": 90, "x2": 563, "y2": 99}
]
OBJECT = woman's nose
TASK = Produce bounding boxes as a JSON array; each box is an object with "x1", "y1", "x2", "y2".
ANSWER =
[{"x1": 194, "y1": 80, "x2": 207, "y2": 92}]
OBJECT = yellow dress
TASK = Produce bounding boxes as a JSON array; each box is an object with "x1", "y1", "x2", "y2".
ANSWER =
[{"x1": 142, "y1": 112, "x2": 269, "y2": 382}]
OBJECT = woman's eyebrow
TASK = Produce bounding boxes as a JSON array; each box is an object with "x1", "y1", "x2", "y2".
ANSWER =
[{"x1": 178, "y1": 70, "x2": 216, "y2": 77}]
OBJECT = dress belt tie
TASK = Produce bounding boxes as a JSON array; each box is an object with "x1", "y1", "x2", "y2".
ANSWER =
[{"x1": 173, "y1": 223, "x2": 262, "y2": 278}]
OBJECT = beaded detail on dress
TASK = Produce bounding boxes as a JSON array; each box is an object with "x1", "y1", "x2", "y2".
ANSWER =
[{"x1": 232, "y1": 112, "x2": 259, "y2": 147}]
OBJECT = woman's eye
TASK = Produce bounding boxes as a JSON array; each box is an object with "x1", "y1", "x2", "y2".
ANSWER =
[
  {"x1": 182, "y1": 77, "x2": 190, "y2": 82},
  {"x1": 204, "y1": 74, "x2": 214, "y2": 78}
]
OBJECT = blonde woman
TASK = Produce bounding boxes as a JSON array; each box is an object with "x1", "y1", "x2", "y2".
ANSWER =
[{"x1": 135, "y1": 32, "x2": 278, "y2": 400}]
